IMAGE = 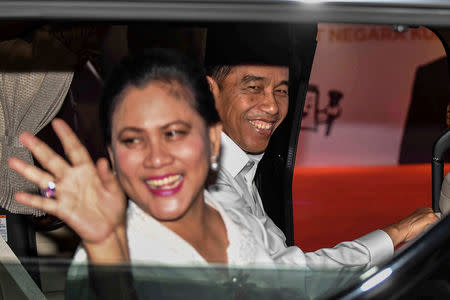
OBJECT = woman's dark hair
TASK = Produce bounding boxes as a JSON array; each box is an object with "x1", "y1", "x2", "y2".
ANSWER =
[{"x1": 100, "y1": 49, "x2": 220, "y2": 145}]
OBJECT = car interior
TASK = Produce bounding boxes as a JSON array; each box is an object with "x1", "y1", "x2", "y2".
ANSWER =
[{"x1": 0, "y1": 1, "x2": 449, "y2": 299}]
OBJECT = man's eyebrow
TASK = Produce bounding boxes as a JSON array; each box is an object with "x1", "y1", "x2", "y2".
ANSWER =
[
  {"x1": 241, "y1": 74, "x2": 265, "y2": 84},
  {"x1": 277, "y1": 80, "x2": 289, "y2": 87}
]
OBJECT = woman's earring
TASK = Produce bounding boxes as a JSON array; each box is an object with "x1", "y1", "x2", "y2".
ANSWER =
[{"x1": 211, "y1": 154, "x2": 219, "y2": 171}]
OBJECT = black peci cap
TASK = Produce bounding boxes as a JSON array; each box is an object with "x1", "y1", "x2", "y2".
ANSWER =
[{"x1": 204, "y1": 23, "x2": 291, "y2": 67}]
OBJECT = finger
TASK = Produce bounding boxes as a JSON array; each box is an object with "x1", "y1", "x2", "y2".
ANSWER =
[
  {"x1": 52, "y1": 118, "x2": 93, "y2": 166},
  {"x1": 416, "y1": 207, "x2": 438, "y2": 222},
  {"x1": 19, "y1": 132, "x2": 70, "y2": 178},
  {"x1": 8, "y1": 157, "x2": 54, "y2": 189},
  {"x1": 14, "y1": 192, "x2": 58, "y2": 215},
  {"x1": 97, "y1": 158, "x2": 121, "y2": 193},
  {"x1": 416, "y1": 206, "x2": 433, "y2": 214}
]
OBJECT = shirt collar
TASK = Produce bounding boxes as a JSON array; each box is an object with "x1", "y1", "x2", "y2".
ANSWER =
[
  {"x1": 245, "y1": 153, "x2": 264, "y2": 183},
  {"x1": 248, "y1": 152, "x2": 264, "y2": 163},
  {"x1": 220, "y1": 132, "x2": 264, "y2": 179}
]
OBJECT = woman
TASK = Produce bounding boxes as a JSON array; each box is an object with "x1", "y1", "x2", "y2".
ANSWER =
[{"x1": 8, "y1": 49, "x2": 273, "y2": 266}]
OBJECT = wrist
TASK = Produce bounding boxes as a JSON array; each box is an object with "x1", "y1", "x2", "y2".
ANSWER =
[
  {"x1": 84, "y1": 224, "x2": 129, "y2": 264},
  {"x1": 382, "y1": 223, "x2": 403, "y2": 247}
]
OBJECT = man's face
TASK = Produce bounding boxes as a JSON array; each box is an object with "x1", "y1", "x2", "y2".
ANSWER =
[{"x1": 211, "y1": 65, "x2": 289, "y2": 154}]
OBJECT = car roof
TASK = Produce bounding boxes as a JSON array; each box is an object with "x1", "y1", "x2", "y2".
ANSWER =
[{"x1": 0, "y1": 0, "x2": 450, "y2": 26}]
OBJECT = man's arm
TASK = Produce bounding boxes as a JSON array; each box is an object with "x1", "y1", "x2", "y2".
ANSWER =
[
  {"x1": 209, "y1": 176, "x2": 393, "y2": 269},
  {"x1": 382, "y1": 207, "x2": 438, "y2": 247}
]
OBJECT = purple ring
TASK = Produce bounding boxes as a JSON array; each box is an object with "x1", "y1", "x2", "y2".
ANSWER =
[{"x1": 40, "y1": 181, "x2": 56, "y2": 198}]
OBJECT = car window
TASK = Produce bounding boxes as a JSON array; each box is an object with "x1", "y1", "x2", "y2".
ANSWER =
[
  {"x1": 1, "y1": 258, "x2": 365, "y2": 300},
  {"x1": 0, "y1": 2, "x2": 449, "y2": 299},
  {"x1": 293, "y1": 23, "x2": 449, "y2": 251}
]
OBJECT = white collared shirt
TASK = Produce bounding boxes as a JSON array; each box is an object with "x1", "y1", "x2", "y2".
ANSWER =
[{"x1": 208, "y1": 132, "x2": 394, "y2": 269}]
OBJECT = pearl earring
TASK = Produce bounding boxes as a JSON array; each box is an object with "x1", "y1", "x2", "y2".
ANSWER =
[{"x1": 211, "y1": 154, "x2": 219, "y2": 171}]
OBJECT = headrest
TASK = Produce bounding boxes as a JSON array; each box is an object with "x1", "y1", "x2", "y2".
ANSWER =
[
  {"x1": 440, "y1": 172, "x2": 450, "y2": 215},
  {"x1": 204, "y1": 23, "x2": 290, "y2": 67}
]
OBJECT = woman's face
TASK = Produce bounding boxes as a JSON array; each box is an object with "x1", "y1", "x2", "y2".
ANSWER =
[{"x1": 109, "y1": 81, "x2": 221, "y2": 221}]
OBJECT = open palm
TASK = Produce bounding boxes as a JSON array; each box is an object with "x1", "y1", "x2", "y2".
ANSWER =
[{"x1": 9, "y1": 119, "x2": 126, "y2": 244}]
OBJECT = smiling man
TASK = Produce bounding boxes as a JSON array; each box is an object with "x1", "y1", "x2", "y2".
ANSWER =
[
  {"x1": 205, "y1": 24, "x2": 438, "y2": 269},
  {"x1": 209, "y1": 65, "x2": 289, "y2": 154}
]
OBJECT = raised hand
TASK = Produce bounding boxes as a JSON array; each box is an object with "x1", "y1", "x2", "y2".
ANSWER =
[{"x1": 8, "y1": 119, "x2": 127, "y2": 246}]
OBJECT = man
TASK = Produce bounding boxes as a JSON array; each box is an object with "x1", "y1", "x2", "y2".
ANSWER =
[{"x1": 205, "y1": 24, "x2": 438, "y2": 269}]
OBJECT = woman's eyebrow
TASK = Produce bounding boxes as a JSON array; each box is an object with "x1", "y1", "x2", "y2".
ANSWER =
[
  {"x1": 117, "y1": 127, "x2": 142, "y2": 135},
  {"x1": 161, "y1": 120, "x2": 192, "y2": 130},
  {"x1": 117, "y1": 121, "x2": 192, "y2": 135}
]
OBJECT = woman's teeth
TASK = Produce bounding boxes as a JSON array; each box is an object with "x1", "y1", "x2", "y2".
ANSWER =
[
  {"x1": 249, "y1": 120, "x2": 273, "y2": 130},
  {"x1": 146, "y1": 175, "x2": 183, "y2": 189}
]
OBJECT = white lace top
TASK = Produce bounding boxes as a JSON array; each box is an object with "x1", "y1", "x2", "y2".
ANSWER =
[{"x1": 71, "y1": 190, "x2": 274, "y2": 266}]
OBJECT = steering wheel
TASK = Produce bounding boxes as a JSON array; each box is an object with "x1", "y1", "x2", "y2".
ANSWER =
[{"x1": 431, "y1": 128, "x2": 450, "y2": 215}]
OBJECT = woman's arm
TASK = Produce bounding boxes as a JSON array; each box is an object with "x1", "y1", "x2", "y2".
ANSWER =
[
  {"x1": 8, "y1": 118, "x2": 128, "y2": 259},
  {"x1": 84, "y1": 224, "x2": 129, "y2": 263},
  {"x1": 10, "y1": 118, "x2": 138, "y2": 298},
  {"x1": 86, "y1": 225, "x2": 138, "y2": 300}
]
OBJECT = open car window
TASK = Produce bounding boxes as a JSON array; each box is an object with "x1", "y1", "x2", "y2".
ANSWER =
[
  {"x1": 0, "y1": 1, "x2": 449, "y2": 300},
  {"x1": 0, "y1": 212, "x2": 448, "y2": 300}
]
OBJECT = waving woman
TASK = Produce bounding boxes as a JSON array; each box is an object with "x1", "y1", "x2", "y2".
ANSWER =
[{"x1": 8, "y1": 49, "x2": 274, "y2": 267}]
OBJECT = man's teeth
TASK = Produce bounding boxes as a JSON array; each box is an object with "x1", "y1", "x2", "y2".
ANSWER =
[
  {"x1": 146, "y1": 175, "x2": 182, "y2": 189},
  {"x1": 249, "y1": 120, "x2": 273, "y2": 130}
]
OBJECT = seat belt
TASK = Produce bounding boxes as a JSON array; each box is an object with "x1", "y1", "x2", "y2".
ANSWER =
[{"x1": 0, "y1": 236, "x2": 46, "y2": 300}]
